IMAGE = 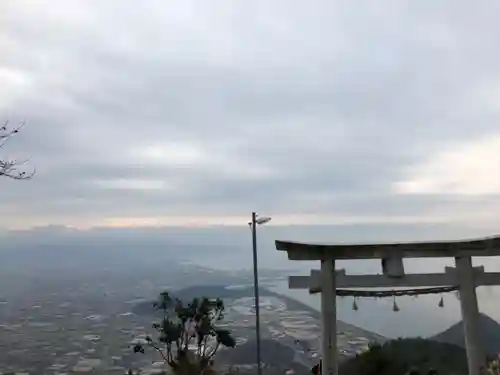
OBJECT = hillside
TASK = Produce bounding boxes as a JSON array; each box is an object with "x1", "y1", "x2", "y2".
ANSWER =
[
  {"x1": 217, "y1": 338, "x2": 309, "y2": 373},
  {"x1": 339, "y1": 338, "x2": 469, "y2": 375},
  {"x1": 430, "y1": 313, "x2": 500, "y2": 355}
]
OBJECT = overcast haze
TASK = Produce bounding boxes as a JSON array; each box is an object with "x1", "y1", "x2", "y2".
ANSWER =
[{"x1": 1, "y1": 1, "x2": 500, "y2": 230}]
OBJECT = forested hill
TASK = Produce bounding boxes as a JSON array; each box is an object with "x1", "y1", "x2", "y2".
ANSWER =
[{"x1": 339, "y1": 338, "x2": 469, "y2": 375}]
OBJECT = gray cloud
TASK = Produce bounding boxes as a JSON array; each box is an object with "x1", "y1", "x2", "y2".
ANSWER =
[{"x1": 2, "y1": 0, "x2": 500, "y2": 228}]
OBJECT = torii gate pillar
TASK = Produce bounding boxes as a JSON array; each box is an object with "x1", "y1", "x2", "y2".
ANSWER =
[
  {"x1": 320, "y1": 258, "x2": 337, "y2": 375},
  {"x1": 455, "y1": 256, "x2": 486, "y2": 375}
]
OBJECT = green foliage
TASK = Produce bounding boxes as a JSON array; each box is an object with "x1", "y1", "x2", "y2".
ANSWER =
[
  {"x1": 487, "y1": 357, "x2": 500, "y2": 375},
  {"x1": 132, "y1": 291, "x2": 236, "y2": 374},
  {"x1": 339, "y1": 338, "x2": 469, "y2": 375}
]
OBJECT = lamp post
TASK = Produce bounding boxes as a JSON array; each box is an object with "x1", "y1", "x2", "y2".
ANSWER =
[{"x1": 248, "y1": 212, "x2": 271, "y2": 375}]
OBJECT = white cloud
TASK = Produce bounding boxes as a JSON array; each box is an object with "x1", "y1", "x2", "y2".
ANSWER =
[
  {"x1": 393, "y1": 135, "x2": 500, "y2": 195},
  {"x1": 92, "y1": 178, "x2": 171, "y2": 190},
  {"x1": 0, "y1": 66, "x2": 32, "y2": 108},
  {"x1": 131, "y1": 142, "x2": 206, "y2": 166}
]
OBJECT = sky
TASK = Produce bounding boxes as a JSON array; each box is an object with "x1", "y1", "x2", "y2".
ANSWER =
[{"x1": 1, "y1": 1, "x2": 500, "y2": 230}]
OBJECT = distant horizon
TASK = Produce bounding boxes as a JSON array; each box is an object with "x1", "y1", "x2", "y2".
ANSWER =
[{"x1": 2, "y1": 215, "x2": 500, "y2": 234}]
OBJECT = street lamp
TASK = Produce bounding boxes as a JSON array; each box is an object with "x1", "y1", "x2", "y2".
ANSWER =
[{"x1": 248, "y1": 212, "x2": 271, "y2": 375}]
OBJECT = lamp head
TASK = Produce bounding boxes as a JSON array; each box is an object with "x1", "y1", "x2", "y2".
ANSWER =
[{"x1": 256, "y1": 217, "x2": 271, "y2": 225}]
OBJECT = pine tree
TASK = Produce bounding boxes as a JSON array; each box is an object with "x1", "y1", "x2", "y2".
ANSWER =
[{"x1": 133, "y1": 291, "x2": 236, "y2": 375}]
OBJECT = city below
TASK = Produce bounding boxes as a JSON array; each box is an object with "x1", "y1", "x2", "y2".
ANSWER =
[{"x1": 0, "y1": 264, "x2": 384, "y2": 375}]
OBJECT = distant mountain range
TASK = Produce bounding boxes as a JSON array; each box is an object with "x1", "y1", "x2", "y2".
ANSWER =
[{"x1": 431, "y1": 313, "x2": 500, "y2": 355}]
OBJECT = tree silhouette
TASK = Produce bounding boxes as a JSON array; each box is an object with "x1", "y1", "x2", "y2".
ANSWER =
[
  {"x1": 1, "y1": 120, "x2": 35, "y2": 180},
  {"x1": 132, "y1": 291, "x2": 236, "y2": 375}
]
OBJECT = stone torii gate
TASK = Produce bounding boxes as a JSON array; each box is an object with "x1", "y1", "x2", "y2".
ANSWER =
[{"x1": 275, "y1": 235, "x2": 500, "y2": 375}]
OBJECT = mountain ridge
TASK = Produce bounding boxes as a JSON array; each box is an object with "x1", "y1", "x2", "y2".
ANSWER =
[{"x1": 430, "y1": 312, "x2": 500, "y2": 355}]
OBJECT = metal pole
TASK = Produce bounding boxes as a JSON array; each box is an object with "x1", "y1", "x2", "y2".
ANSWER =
[{"x1": 251, "y1": 212, "x2": 262, "y2": 375}]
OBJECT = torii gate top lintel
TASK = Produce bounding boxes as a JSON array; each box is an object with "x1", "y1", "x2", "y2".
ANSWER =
[{"x1": 275, "y1": 235, "x2": 500, "y2": 260}]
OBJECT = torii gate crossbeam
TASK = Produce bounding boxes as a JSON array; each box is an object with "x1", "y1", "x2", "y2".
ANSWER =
[{"x1": 289, "y1": 266, "x2": 500, "y2": 290}]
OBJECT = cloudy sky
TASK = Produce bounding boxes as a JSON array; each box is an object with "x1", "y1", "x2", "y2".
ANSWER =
[{"x1": 1, "y1": 1, "x2": 500, "y2": 230}]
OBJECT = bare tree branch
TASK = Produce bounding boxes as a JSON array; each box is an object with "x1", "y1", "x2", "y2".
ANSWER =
[{"x1": 0, "y1": 120, "x2": 35, "y2": 180}]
